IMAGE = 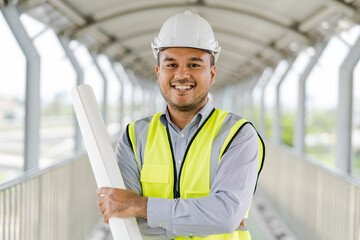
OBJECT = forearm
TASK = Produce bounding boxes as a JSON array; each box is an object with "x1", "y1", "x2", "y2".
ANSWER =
[
  {"x1": 147, "y1": 191, "x2": 253, "y2": 237},
  {"x1": 131, "y1": 194, "x2": 148, "y2": 219}
]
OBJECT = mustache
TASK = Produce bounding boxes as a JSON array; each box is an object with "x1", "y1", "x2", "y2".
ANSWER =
[{"x1": 170, "y1": 79, "x2": 196, "y2": 85}]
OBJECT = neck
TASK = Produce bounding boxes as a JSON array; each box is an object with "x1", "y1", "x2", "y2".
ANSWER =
[{"x1": 167, "y1": 101, "x2": 207, "y2": 130}]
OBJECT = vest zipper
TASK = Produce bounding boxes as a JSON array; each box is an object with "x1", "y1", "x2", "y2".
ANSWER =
[
  {"x1": 166, "y1": 126, "x2": 180, "y2": 198},
  {"x1": 166, "y1": 108, "x2": 216, "y2": 199}
]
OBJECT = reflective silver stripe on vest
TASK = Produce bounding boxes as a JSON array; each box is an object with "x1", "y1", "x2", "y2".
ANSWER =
[
  {"x1": 209, "y1": 113, "x2": 243, "y2": 186},
  {"x1": 132, "y1": 115, "x2": 152, "y2": 171}
]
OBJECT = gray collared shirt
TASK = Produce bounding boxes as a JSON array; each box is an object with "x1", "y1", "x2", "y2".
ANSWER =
[{"x1": 115, "y1": 100, "x2": 259, "y2": 239}]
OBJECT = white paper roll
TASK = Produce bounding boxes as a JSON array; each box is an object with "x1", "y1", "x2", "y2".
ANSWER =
[{"x1": 71, "y1": 84, "x2": 142, "y2": 240}]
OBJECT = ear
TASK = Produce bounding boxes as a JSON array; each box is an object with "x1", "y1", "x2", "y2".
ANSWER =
[
  {"x1": 210, "y1": 65, "x2": 216, "y2": 86},
  {"x1": 155, "y1": 65, "x2": 160, "y2": 78}
]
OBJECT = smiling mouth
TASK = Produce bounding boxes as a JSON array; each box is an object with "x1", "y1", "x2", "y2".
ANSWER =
[
  {"x1": 171, "y1": 80, "x2": 196, "y2": 90},
  {"x1": 173, "y1": 85, "x2": 194, "y2": 90}
]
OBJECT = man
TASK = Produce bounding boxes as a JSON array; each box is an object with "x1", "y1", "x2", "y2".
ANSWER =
[{"x1": 96, "y1": 10, "x2": 264, "y2": 239}]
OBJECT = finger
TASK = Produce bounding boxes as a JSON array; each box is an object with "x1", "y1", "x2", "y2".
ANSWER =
[
  {"x1": 96, "y1": 187, "x2": 111, "y2": 196},
  {"x1": 97, "y1": 196, "x2": 105, "y2": 207},
  {"x1": 102, "y1": 210, "x2": 110, "y2": 223},
  {"x1": 99, "y1": 204, "x2": 106, "y2": 215},
  {"x1": 240, "y1": 219, "x2": 246, "y2": 227}
]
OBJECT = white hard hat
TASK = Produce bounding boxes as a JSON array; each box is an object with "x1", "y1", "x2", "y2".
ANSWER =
[{"x1": 151, "y1": 10, "x2": 221, "y2": 62}]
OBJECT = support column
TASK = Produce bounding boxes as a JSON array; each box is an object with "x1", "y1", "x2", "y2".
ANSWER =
[
  {"x1": 336, "y1": 35, "x2": 360, "y2": 173},
  {"x1": 142, "y1": 80, "x2": 153, "y2": 117},
  {"x1": 111, "y1": 62, "x2": 125, "y2": 132},
  {"x1": 59, "y1": 36, "x2": 84, "y2": 153},
  {"x1": 153, "y1": 82, "x2": 163, "y2": 113},
  {"x1": 295, "y1": 42, "x2": 327, "y2": 155},
  {"x1": 139, "y1": 78, "x2": 148, "y2": 118},
  {"x1": 235, "y1": 82, "x2": 241, "y2": 115},
  {"x1": 246, "y1": 74, "x2": 261, "y2": 122},
  {"x1": 126, "y1": 70, "x2": 140, "y2": 121},
  {"x1": 260, "y1": 69, "x2": 273, "y2": 136},
  {"x1": 212, "y1": 89, "x2": 223, "y2": 109},
  {"x1": 1, "y1": 4, "x2": 40, "y2": 171},
  {"x1": 222, "y1": 85, "x2": 234, "y2": 112},
  {"x1": 274, "y1": 60, "x2": 294, "y2": 144},
  {"x1": 238, "y1": 78, "x2": 252, "y2": 117},
  {"x1": 90, "y1": 52, "x2": 108, "y2": 125},
  {"x1": 236, "y1": 81, "x2": 247, "y2": 116}
]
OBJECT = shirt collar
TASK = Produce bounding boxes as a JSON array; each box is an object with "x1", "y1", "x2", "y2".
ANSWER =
[{"x1": 159, "y1": 99, "x2": 214, "y2": 129}]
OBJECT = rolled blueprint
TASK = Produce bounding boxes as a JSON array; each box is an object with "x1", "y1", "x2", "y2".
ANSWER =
[{"x1": 71, "y1": 84, "x2": 142, "y2": 240}]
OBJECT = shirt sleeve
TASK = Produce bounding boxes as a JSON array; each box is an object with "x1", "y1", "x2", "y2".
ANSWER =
[
  {"x1": 147, "y1": 124, "x2": 260, "y2": 238},
  {"x1": 115, "y1": 129, "x2": 175, "y2": 239}
]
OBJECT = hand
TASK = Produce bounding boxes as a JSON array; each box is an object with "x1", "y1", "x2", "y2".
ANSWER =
[
  {"x1": 96, "y1": 187, "x2": 148, "y2": 224},
  {"x1": 238, "y1": 219, "x2": 246, "y2": 228}
]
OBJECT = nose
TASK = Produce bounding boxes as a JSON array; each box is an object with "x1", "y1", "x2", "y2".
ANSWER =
[{"x1": 174, "y1": 65, "x2": 190, "y2": 79}]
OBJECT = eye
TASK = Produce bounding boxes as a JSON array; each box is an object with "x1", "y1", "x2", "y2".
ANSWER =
[
  {"x1": 189, "y1": 63, "x2": 200, "y2": 67},
  {"x1": 166, "y1": 63, "x2": 177, "y2": 68}
]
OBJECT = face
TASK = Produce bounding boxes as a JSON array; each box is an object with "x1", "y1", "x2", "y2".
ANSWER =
[{"x1": 155, "y1": 47, "x2": 216, "y2": 112}]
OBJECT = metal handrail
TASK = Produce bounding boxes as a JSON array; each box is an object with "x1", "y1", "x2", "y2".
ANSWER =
[
  {"x1": 0, "y1": 151, "x2": 100, "y2": 240},
  {"x1": 259, "y1": 141, "x2": 360, "y2": 240}
]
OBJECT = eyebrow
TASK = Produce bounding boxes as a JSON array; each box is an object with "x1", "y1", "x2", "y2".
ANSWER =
[
  {"x1": 163, "y1": 57, "x2": 204, "y2": 62},
  {"x1": 164, "y1": 57, "x2": 176, "y2": 62},
  {"x1": 188, "y1": 57, "x2": 204, "y2": 62}
]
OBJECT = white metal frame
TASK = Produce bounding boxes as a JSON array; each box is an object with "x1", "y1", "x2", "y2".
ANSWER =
[
  {"x1": 58, "y1": 36, "x2": 84, "y2": 153},
  {"x1": 245, "y1": 74, "x2": 261, "y2": 122},
  {"x1": 260, "y1": 69, "x2": 274, "y2": 136},
  {"x1": 336, "y1": 34, "x2": 360, "y2": 173},
  {"x1": 111, "y1": 62, "x2": 125, "y2": 132},
  {"x1": 90, "y1": 52, "x2": 109, "y2": 125},
  {"x1": 294, "y1": 42, "x2": 327, "y2": 155},
  {"x1": 274, "y1": 60, "x2": 294, "y2": 144},
  {"x1": 1, "y1": 4, "x2": 40, "y2": 171}
]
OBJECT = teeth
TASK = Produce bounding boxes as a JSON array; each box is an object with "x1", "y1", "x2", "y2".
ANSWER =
[{"x1": 174, "y1": 85, "x2": 192, "y2": 90}]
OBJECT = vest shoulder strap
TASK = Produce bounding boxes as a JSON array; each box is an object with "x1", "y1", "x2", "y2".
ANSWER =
[{"x1": 217, "y1": 118, "x2": 265, "y2": 193}]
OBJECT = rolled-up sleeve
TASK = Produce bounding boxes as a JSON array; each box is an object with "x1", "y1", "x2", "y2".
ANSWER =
[{"x1": 147, "y1": 124, "x2": 260, "y2": 238}]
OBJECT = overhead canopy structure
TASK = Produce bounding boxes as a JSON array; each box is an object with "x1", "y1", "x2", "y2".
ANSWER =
[{"x1": 14, "y1": 0, "x2": 360, "y2": 91}]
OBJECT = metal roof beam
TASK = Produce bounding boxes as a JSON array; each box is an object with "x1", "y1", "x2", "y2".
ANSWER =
[
  {"x1": 70, "y1": 4, "x2": 311, "y2": 44},
  {"x1": 47, "y1": 0, "x2": 86, "y2": 26},
  {"x1": 97, "y1": 26, "x2": 286, "y2": 61}
]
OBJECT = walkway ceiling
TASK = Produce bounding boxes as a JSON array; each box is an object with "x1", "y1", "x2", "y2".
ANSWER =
[{"x1": 15, "y1": 0, "x2": 360, "y2": 91}]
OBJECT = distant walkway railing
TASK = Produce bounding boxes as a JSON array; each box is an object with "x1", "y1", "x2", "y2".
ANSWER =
[
  {"x1": 0, "y1": 153, "x2": 99, "y2": 240},
  {"x1": 259, "y1": 142, "x2": 360, "y2": 240}
]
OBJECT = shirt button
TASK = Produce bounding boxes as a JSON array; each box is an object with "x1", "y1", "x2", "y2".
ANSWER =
[
  {"x1": 180, "y1": 134, "x2": 185, "y2": 138},
  {"x1": 177, "y1": 160, "x2": 181, "y2": 164},
  {"x1": 189, "y1": 233, "x2": 193, "y2": 236}
]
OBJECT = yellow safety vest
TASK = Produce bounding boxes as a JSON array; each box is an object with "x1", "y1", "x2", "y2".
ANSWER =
[{"x1": 128, "y1": 109, "x2": 265, "y2": 240}]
